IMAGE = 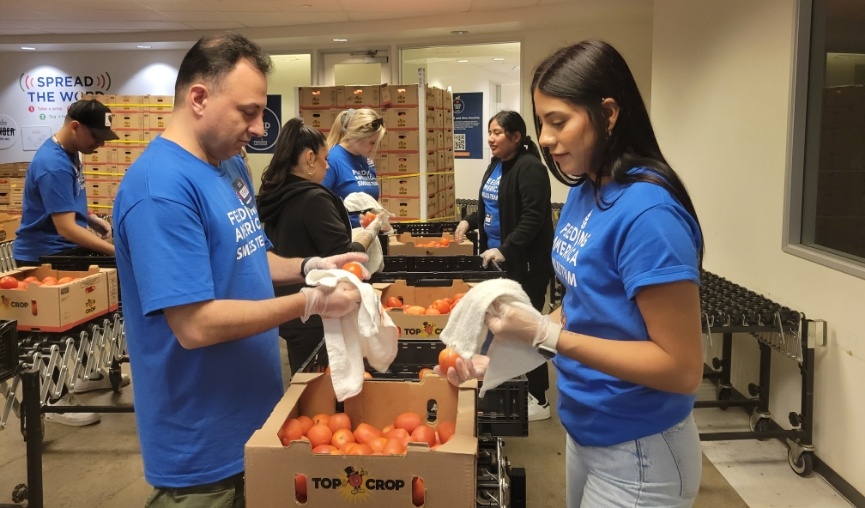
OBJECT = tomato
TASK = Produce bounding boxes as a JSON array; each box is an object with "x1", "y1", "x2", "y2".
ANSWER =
[
  {"x1": 331, "y1": 428, "x2": 356, "y2": 448},
  {"x1": 382, "y1": 437, "x2": 407, "y2": 455},
  {"x1": 385, "y1": 427, "x2": 409, "y2": 441},
  {"x1": 360, "y1": 211, "x2": 377, "y2": 228},
  {"x1": 328, "y1": 412, "x2": 352, "y2": 433},
  {"x1": 0, "y1": 276, "x2": 18, "y2": 289},
  {"x1": 348, "y1": 443, "x2": 373, "y2": 455},
  {"x1": 437, "y1": 421, "x2": 456, "y2": 444},
  {"x1": 411, "y1": 425, "x2": 437, "y2": 447},
  {"x1": 385, "y1": 296, "x2": 403, "y2": 308},
  {"x1": 306, "y1": 424, "x2": 333, "y2": 448},
  {"x1": 425, "y1": 307, "x2": 441, "y2": 315},
  {"x1": 295, "y1": 474, "x2": 308, "y2": 503},
  {"x1": 311, "y1": 413, "x2": 330, "y2": 427},
  {"x1": 297, "y1": 415, "x2": 314, "y2": 435},
  {"x1": 312, "y1": 444, "x2": 337, "y2": 454},
  {"x1": 404, "y1": 305, "x2": 426, "y2": 315},
  {"x1": 431, "y1": 299, "x2": 451, "y2": 314},
  {"x1": 418, "y1": 368, "x2": 435, "y2": 379},
  {"x1": 394, "y1": 412, "x2": 422, "y2": 434},
  {"x1": 342, "y1": 261, "x2": 364, "y2": 279},
  {"x1": 369, "y1": 437, "x2": 388, "y2": 453},
  {"x1": 438, "y1": 347, "x2": 460, "y2": 375},
  {"x1": 411, "y1": 477, "x2": 425, "y2": 507},
  {"x1": 353, "y1": 422, "x2": 382, "y2": 444},
  {"x1": 363, "y1": 371, "x2": 373, "y2": 380},
  {"x1": 278, "y1": 418, "x2": 304, "y2": 446},
  {"x1": 57, "y1": 276, "x2": 74, "y2": 284},
  {"x1": 24, "y1": 276, "x2": 40, "y2": 283},
  {"x1": 41, "y1": 276, "x2": 58, "y2": 286},
  {"x1": 438, "y1": 237, "x2": 451, "y2": 247},
  {"x1": 15, "y1": 281, "x2": 28, "y2": 290}
]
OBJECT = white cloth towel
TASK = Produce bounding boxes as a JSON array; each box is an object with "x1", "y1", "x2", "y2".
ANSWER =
[
  {"x1": 439, "y1": 278, "x2": 546, "y2": 397},
  {"x1": 305, "y1": 269, "x2": 399, "y2": 401}
]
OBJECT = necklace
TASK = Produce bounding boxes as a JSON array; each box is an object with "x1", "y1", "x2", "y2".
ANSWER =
[{"x1": 52, "y1": 135, "x2": 81, "y2": 171}]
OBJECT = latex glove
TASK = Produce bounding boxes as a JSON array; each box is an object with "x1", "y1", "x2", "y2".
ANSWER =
[
  {"x1": 88, "y1": 214, "x2": 112, "y2": 239},
  {"x1": 374, "y1": 211, "x2": 393, "y2": 234},
  {"x1": 484, "y1": 301, "x2": 563, "y2": 348},
  {"x1": 454, "y1": 220, "x2": 470, "y2": 243},
  {"x1": 303, "y1": 253, "x2": 370, "y2": 279},
  {"x1": 480, "y1": 248, "x2": 505, "y2": 269},
  {"x1": 433, "y1": 354, "x2": 490, "y2": 386},
  {"x1": 299, "y1": 281, "x2": 361, "y2": 322}
]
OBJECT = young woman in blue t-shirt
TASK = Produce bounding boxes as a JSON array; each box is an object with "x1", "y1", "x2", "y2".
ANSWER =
[{"x1": 443, "y1": 40, "x2": 705, "y2": 507}]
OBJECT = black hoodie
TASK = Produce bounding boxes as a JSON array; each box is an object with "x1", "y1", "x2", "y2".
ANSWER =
[{"x1": 257, "y1": 173, "x2": 364, "y2": 331}]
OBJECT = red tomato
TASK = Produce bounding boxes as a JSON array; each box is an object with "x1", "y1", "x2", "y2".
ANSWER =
[
  {"x1": 360, "y1": 211, "x2": 377, "y2": 228},
  {"x1": 411, "y1": 477, "x2": 425, "y2": 507},
  {"x1": 418, "y1": 368, "x2": 435, "y2": 379},
  {"x1": 278, "y1": 418, "x2": 304, "y2": 446},
  {"x1": 348, "y1": 443, "x2": 373, "y2": 455},
  {"x1": 342, "y1": 261, "x2": 364, "y2": 279},
  {"x1": 431, "y1": 299, "x2": 451, "y2": 314},
  {"x1": 328, "y1": 412, "x2": 352, "y2": 433},
  {"x1": 382, "y1": 437, "x2": 407, "y2": 455},
  {"x1": 404, "y1": 305, "x2": 426, "y2": 315},
  {"x1": 297, "y1": 415, "x2": 314, "y2": 435},
  {"x1": 312, "y1": 444, "x2": 337, "y2": 454},
  {"x1": 438, "y1": 237, "x2": 451, "y2": 247},
  {"x1": 331, "y1": 428, "x2": 356, "y2": 448},
  {"x1": 295, "y1": 474, "x2": 308, "y2": 503},
  {"x1": 385, "y1": 296, "x2": 403, "y2": 308},
  {"x1": 311, "y1": 413, "x2": 330, "y2": 427},
  {"x1": 306, "y1": 425, "x2": 333, "y2": 448},
  {"x1": 438, "y1": 347, "x2": 460, "y2": 375},
  {"x1": 0, "y1": 276, "x2": 18, "y2": 289},
  {"x1": 57, "y1": 276, "x2": 74, "y2": 284},
  {"x1": 369, "y1": 437, "x2": 388, "y2": 453},
  {"x1": 437, "y1": 421, "x2": 456, "y2": 444},
  {"x1": 411, "y1": 425, "x2": 437, "y2": 447},
  {"x1": 394, "y1": 412, "x2": 422, "y2": 434},
  {"x1": 353, "y1": 422, "x2": 382, "y2": 444}
]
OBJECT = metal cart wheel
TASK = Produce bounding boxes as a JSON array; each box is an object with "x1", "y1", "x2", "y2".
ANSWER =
[
  {"x1": 748, "y1": 411, "x2": 771, "y2": 440},
  {"x1": 788, "y1": 448, "x2": 814, "y2": 477}
]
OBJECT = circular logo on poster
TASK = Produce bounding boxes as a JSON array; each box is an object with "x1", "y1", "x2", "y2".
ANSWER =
[
  {"x1": 452, "y1": 96, "x2": 465, "y2": 115},
  {"x1": 246, "y1": 107, "x2": 280, "y2": 153},
  {"x1": 0, "y1": 114, "x2": 18, "y2": 150}
]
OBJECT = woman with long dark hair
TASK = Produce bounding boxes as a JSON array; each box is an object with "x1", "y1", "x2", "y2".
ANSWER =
[{"x1": 443, "y1": 40, "x2": 705, "y2": 507}]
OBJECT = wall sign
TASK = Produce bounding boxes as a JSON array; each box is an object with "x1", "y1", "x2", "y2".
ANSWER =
[
  {"x1": 0, "y1": 115, "x2": 17, "y2": 150},
  {"x1": 247, "y1": 94, "x2": 281, "y2": 154},
  {"x1": 453, "y1": 92, "x2": 483, "y2": 159}
]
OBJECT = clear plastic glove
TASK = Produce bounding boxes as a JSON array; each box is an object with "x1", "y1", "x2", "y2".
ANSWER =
[
  {"x1": 88, "y1": 214, "x2": 112, "y2": 239},
  {"x1": 433, "y1": 354, "x2": 489, "y2": 386},
  {"x1": 480, "y1": 248, "x2": 505, "y2": 269},
  {"x1": 373, "y1": 211, "x2": 392, "y2": 234},
  {"x1": 454, "y1": 220, "x2": 470, "y2": 243},
  {"x1": 299, "y1": 281, "x2": 361, "y2": 322},
  {"x1": 303, "y1": 252, "x2": 370, "y2": 278},
  {"x1": 484, "y1": 301, "x2": 562, "y2": 348}
]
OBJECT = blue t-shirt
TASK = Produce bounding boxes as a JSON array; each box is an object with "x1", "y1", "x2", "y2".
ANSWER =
[
  {"x1": 322, "y1": 144, "x2": 379, "y2": 227},
  {"x1": 112, "y1": 136, "x2": 283, "y2": 488},
  {"x1": 551, "y1": 171, "x2": 702, "y2": 447},
  {"x1": 481, "y1": 162, "x2": 503, "y2": 249},
  {"x1": 14, "y1": 138, "x2": 88, "y2": 262}
]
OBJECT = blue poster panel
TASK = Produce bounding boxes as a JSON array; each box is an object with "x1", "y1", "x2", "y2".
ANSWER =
[
  {"x1": 453, "y1": 92, "x2": 483, "y2": 159},
  {"x1": 247, "y1": 94, "x2": 281, "y2": 154}
]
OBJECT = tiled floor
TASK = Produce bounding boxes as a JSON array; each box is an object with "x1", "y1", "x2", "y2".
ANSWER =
[{"x1": 0, "y1": 358, "x2": 857, "y2": 507}]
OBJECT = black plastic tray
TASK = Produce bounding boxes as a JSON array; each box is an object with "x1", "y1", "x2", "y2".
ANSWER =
[
  {"x1": 0, "y1": 320, "x2": 19, "y2": 383},
  {"x1": 299, "y1": 339, "x2": 529, "y2": 437},
  {"x1": 39, "y1": 247, "x2": 117, "y2": 270}
]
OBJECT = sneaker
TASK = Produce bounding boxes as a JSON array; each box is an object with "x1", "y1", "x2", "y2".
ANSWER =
[
  {"x1": 45, "y1": 394, "x2": 101, "y2": 427},
  {"x1": 528, "y1": 393, "x2": 551, "y2": 421},
  {"x1": 72, "y1": 373, "x2": 131, "y2": 394}
]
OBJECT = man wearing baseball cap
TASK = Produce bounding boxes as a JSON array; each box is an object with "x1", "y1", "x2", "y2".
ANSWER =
[{"x1": 13, "y1": 98, "x2": 124, "y2": 426}]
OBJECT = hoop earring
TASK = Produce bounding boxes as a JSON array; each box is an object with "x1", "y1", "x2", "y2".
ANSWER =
[{"x1": 306, "y1": 163, "x2": 316, "y2": 176}]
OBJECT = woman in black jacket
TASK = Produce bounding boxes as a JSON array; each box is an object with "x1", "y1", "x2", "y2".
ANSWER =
[
  {"x1": 455, "y1": 110, "x2": 555, "y2": 420},
  {"x1": 257, "y1": 118, "x2": 381, "y2": 374}
]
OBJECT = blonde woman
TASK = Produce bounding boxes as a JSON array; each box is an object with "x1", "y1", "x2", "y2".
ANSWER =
[{"x1": 323, "y1": 108, "x2": 385, "y2": 227}]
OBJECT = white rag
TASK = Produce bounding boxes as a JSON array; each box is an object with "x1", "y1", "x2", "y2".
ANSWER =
[
  {"x1": 439, "y1": 278, "x2": 546, "y2": 397},
  {"x1": 305, "y1": 269, "x2": 399, "y2": 401}
]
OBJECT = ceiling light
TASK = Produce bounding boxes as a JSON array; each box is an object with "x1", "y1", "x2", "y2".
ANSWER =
[
  {"x1": 493, "y1": 58, "x2": 504, "y2": 61},
  {"x1": 457, "y1": 59, "x2": 469, "y2": 63},
  {"x1": 21, "y1": 46, "x2": 36, "y2": 51},
  {"x1": 451, "y1": 30, "x2": 469, "y2": 35},
  {"x1": 333, "y1": 38, "x2": 349, "y2": 42},
  {"x1": 137, "y1": 45, "x2": 152, "y2": 49}
]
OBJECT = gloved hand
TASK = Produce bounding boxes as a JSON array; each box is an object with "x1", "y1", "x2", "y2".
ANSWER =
[
  {"x1": 433, "y1": 354, "x2": 490, "y2": 386},
  {"x1": 484, "y1": 301, "x2": 563, "y2": 348},
  {"x1": 303, "y1": 253, "x2": 370, "y2": 278},
  {"x1": 299, "y1": 281, "x2": 361, "y2": 322},
  {"x1": 480, "y1": 248, "x2": 505, "y2": 269},
  {"x1": 88, "y1": 214, "x2": 112, "y2": 239},
  {"x1": 374, "y1": 211, "x2": 393, "y2": 234},
  {"x1": 454, "y1": 220, "x2": 470, "y2": 243}
]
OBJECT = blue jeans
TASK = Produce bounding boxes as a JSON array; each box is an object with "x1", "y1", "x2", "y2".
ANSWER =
[{"x1": 566, "y1": 413, "x2": 701, "y2": 507}]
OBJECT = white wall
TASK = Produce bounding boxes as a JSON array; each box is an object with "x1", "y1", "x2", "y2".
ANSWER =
[{"x1": 653, "y1": 0, "x2": 865, "y2": 494}]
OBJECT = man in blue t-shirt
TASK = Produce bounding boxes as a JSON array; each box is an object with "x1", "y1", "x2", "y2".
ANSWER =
[
  {"x1": 14, "y1": 99, "x2": 117, "y2": 265},
  {"x1": 13, "y1": 99, "x2": 122, "y2": 427},
  {"x1": 113, "y1": 33, "x2": 367, "y2": 506}
]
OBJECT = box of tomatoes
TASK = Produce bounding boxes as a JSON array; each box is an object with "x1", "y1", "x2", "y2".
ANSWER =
[
  {"x1": 245, "y1": 373, "x2": 478, "y2": 508},
  {"x1": 387, "y1": 232, "x2": 473, "y2": 256},
  {"x1": 376, "y1": 279, "x2": 473, "y2": 339},
  {"x1": 0, "y1": 263, "x2": 119, "y2": 332}
]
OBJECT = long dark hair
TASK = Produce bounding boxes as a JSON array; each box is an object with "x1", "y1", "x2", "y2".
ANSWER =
[
  {"x1": 174, "y1": 33, "x2": 273, "y2": 104},
  {"x1": 489, "y1": 110, "x2": 542, "y2": 160},
  {"x1": 258, "y1": 118, "x2": 326, "y2": 197},
  {"x1": 531, "y1": 40, "x2": 703, "y2": 262}
]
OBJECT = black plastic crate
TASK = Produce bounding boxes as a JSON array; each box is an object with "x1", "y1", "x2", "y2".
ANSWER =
[
  {"x1": 39, "y1": 247, "x2": 117, "y2": 270},
  {"x1": 299, "y1": 339, "x2": 529, "y2": 437},
  {"x1": 373, "y1": 255, "x2": 505, "y2": 284},
  {"x1": 392, "y1": 221, "x2": 462, "y2": 236},
  {"x1": 0, "y1": 320, "x2": 19, "y2": 383}
]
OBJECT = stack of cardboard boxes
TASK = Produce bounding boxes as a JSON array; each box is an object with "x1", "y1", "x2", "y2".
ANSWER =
[
  {"x1": 0, "y1": 162, "x2": 28, "y2": 217},
  {"x1": 80, "y1": 94, "x2": 173, "y2": 214},
  {"x1": 298, "y1": 84, "x2": 455, "y2": 222}
]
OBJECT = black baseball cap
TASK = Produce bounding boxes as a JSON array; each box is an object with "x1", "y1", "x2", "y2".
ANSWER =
[{"x1": 67, "y1": 99, "x2": 120, "y2": 141}]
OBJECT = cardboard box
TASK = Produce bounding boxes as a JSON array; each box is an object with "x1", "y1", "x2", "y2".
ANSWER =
[
  {"x1": 0, "y1": 265, "x2": 119, "y2": 332},
  {"x1": 0, "y1": 212, "x2": 20, "y2": 242},
  {"x1": 388, "y1": 232, "x2": 473, "y2": 256},
  {"x1": 383, "y1": 153, "x2": 420, "y2": 175},
  {"x1": 300, "y1": 109, "x2": 340, "y2": 131},
  {"x1": 342, "y1": 84, "x2": 386, "y2": 108},
  {"x1": 377, "y1": 279, "x2": 473, "y2": 338},
  {"x1": 380, "y1": 175, "x2": 437, "y2": 198},
  {"x1": 387, "y1": 84, "x2": 421, "y2": 107},
  {"x1": 245, "y1": 373, "x2": 477, "y2": 508},
  {"x1": 386, "y1": 108, "x2": 420, "y2": 130},
  {"x1": 299, "y1": 86, "x2": 339, "y2": 109},
  {"x1": 386, "y1": 130, "x2": 420, "y2": 151}
]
